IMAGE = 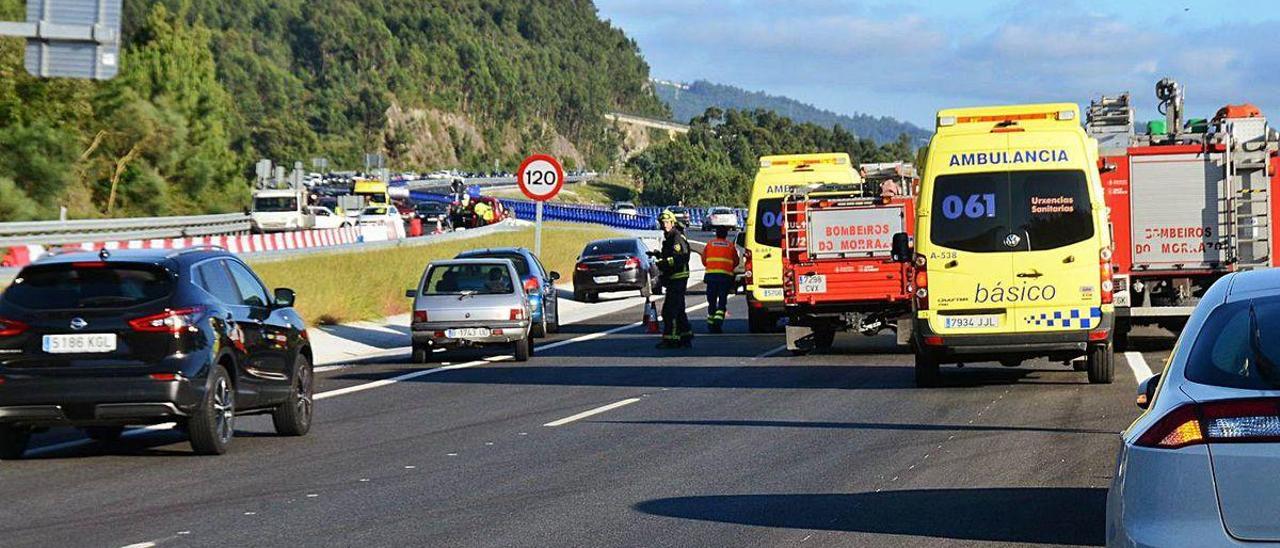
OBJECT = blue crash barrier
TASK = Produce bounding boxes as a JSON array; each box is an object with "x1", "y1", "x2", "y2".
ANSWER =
[{"x1": 409, "y1": 192, "x2": 658, "y2": 230}]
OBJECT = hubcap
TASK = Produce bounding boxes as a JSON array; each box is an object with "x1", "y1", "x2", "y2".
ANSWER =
[{"x1": 212, "y1": 376, "x2": 234, "y2": 443}]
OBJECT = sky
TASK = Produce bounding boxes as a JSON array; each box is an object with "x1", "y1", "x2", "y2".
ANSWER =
[{"x1": 594, "y1": 0, "x2": 1280, "y2": 128}]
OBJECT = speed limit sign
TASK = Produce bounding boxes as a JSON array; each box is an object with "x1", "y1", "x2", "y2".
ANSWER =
[{"x1": 517, "y1": 154, "x2": 564, "y2": 202}]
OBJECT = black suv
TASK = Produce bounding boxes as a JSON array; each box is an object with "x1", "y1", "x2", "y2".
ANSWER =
[{"x1": 0, "y1": 248, "x2": 313, "y2": 458}]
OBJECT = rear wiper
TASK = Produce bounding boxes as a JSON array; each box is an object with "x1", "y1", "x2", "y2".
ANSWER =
[{"x1": 457, "y1": 290, "x2": 477, "y2": 301}]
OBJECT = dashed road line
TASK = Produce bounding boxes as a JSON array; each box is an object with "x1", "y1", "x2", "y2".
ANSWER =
[{"x1": 543, "y1": 398, "x2": 642, "y2": 427}]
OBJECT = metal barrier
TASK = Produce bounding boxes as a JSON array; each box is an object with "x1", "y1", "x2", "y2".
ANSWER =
[
  {"x1": 0, "y1": 213, "x2": 251, "y2": 247},
  {"x1": 410, "y1": 192, "x2": 658, "y2": 230}
]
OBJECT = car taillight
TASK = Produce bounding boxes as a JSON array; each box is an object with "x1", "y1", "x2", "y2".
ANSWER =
[
  {"x1": 576, "y1": 263, "x2": 589, "y2": 272},
  {"x1": 523, "y1": 277, "x2": 541, "y2": 294},
  {"x1": 911, "y1": 254, "x2": 928, "y2": 310},
  {"x1": 1100, "y1": 247, "x2": 1114, "y2": 304},
  {"x1": 1136, "y1": 398, "x2": 1280, "y2": 449},
  {"x1": 623, "y1": 257, "x2": 640, "y2": 270},
  {"x1": 0, "y1": 318, "x2": 28, "y2": 337},
  {"x1": 413, "y1": 310, "x2": 428, "y2": 323},
  {"x1": 128, "y1": 306, "x2": 205, "y2": 333},
  {"x1": 510, "y1": 308, "x2": 524, "y2": 320}
]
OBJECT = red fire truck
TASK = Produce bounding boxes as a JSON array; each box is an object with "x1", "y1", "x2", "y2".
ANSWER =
[
  {"x1": 1087, "y1": 78, "x2": 1280, "y2": 347},
  {"x1": 780, "y1": 163, "x2": 918, "y2": 354}
]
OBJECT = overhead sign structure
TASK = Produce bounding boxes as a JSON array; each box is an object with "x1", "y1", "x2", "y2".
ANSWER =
[
  {"x1": 517, "y1": 154, "x2": 565, "y2": 255},
  {"x1": 0, "y1": 0, "x2": 123, "y2": 80}
]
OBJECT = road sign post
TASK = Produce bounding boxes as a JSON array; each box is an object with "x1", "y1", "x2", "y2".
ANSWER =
[{"x1": 516, "y1": 154, "x2": 565, "y2": 257}]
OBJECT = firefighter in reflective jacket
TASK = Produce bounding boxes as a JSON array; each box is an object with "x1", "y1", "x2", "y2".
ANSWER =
[
  {"x1": 652, "y1": 209, "x2": 692, "y2": 348},
  {"x1": 701, "y1": 225, "x2": 739, "y2": 333}
]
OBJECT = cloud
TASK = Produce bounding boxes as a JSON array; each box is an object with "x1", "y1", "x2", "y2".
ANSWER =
[{"x1": 597, "y1": 0, "x2": 1280, "y2": 125}]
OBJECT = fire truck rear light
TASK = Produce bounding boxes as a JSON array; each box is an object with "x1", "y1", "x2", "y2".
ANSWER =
[
  {"x1": 915, "y1": 287, "x2": 928, "y2": 299},
  {"x1": 1100, "y1": 248, "x2": 1113, "y2": 261},
  {"x1": 913, "y1": 255, "x2": 927, "y2": 268},
  {"x1": 923, "y1": 336, "x2": 944, "y2": 346},
  {"x1": 1101, "y1": 280, "x2": 1114, "y2": 292}
]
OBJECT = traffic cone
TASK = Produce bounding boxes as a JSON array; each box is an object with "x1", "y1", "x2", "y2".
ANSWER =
[
  {"x1": 644, "y1": 298, "x2": 660, "y2": 334},
  {"x1": 433, "y1": 217, "x2": 444, "y2": 234}
]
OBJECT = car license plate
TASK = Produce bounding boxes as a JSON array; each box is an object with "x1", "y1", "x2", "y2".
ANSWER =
[
  {"x1": 594, "y1": 275, "x2": 619, "y2": 284},
  {"x1": 444, "y1": 328, "x2": 491, "y2": 339},
  {"x1": 761, "y1": 287, "x2": 784, "y2": 299},
  {"x1": 798, "y1": 274, "x2": 827, "y2": 294},
  {"x1": 42, "y1": 334, "x2": 117, "y2": 354},
  {"x1": 943, "y1": 316, "x2": 1000, "y2": 329}
]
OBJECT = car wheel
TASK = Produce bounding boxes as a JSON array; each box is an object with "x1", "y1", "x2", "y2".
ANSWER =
[
  {"x1": 573, "y1": 288, "x2": 588, "y2": 302},
  {"x1": 0, "y1": 424, "x2": 31, "y2": 460},
  {"x1": 1087, "y1": 342, "x2": 1114, "y2": 384},
  {"x1": 586, "y1": 292, "x2": 598, "y2": 303},
  {"x1": 914, "y1": 349, "x2": 941, "y2": 388},
  {"x1": 513, "y1": 337, "x2": 531, "y2": 362},
  {"x1": 412, "y1": 345, "x2": 435, "y2": 364},
  {"x1": 83, "y1": 426, "x2": 124, "y2": 442},
  {"x1": 547, "y1": 305, "x2": 560, "y2": 334},
  {"x1": 531, "y1": 320, "x2": 547, "y2": 338},
  {"x1": 272, "y1": 354, "x2": 314, "y2": 437},
  {"x1": 189, "y1": 365, "x2": 235, "y2": 455}
]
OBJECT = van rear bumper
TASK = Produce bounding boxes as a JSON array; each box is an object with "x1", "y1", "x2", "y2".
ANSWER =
[{"x1": 913, "y1": 312, "x2": 1112, "y2": 362}]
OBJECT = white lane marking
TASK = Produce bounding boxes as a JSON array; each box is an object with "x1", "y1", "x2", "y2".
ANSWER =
[
  {"x1": 543, "y1": 398, "x2": 642, "y2": 427},
  {"x1": 25, "y1": 422, "x2": 176, "y2": 458},
  {"x1": 120, "y1": 543, "x2": 156, "y2": 548},
  {"x1": 1124, "y1": 351, "x2": 1154, "y2": 384},
  {"x1": 314, "y1": 355, "x2": 511, "y2": 400}
]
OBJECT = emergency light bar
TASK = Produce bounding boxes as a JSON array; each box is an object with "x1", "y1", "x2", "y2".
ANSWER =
[{"x1": 937, "y1": 109, "x2": 1077, "y2": 128}]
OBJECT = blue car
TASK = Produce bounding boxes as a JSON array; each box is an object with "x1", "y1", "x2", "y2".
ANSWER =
[{"x1": 455, "y1": 247, "x2": 561, "y2": 337}]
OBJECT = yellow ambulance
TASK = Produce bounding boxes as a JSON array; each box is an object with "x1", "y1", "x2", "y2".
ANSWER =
[
  {"x1": 745, "y1": 153, "x2": 861, "y2": 332},
  {"x1": 907, "y1": 104, "x2": 1114, "y2": 386}
]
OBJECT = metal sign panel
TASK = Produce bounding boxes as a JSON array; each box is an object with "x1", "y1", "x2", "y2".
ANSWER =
[
  {"x1": 22, "y1": 0, "x2": 122, "y2": 80},
  {"x1": 807, "y1": 206, "x2": 903, "y2": 257},
  {"x1": 1129, "y1": 152, "x2": 1224, "y2": 269}
]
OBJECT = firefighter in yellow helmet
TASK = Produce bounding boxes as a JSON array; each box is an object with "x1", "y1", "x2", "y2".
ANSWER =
[{"x1": 651, "y1": 209, "x2": 692, "y2": 348}]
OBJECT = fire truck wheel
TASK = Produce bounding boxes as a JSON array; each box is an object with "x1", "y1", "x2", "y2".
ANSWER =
[
  {"x1": 1086, "y1": 342, "x2": 1114, "y2": 384},
  {"x1": 914, "y1": 349, "x2": 941, "y2": 387},
  {"x1": 814, "y1": 329, "x2": 835, "y2": 350}
]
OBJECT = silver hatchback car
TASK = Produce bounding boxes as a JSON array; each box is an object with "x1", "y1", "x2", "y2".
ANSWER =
[
  {"x1": 406, "y1": 259, "x2": 533, "y2": 363},
  {"x1": 1108, "y1": 269, "x2": 1280, "y2": 546}
]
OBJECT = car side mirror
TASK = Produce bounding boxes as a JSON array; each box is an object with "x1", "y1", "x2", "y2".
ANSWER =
[
  {"x1": 1136, "y1": 373, "x2": 1161, "y2": 409},
  {"x1": 405, "y1": 289, "x2": 418, "y2": 298},
  {"x1": 273, "y1": 288, "x2": 296, "y2": 308},
  {"x1": 891, "y1": 232, "x2": 912, "y2": 263},
  {"x1": 550, "y1": 271, "x2": 561, "y2": 281}
]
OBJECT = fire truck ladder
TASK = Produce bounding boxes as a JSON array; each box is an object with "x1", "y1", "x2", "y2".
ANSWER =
[{"x1": 1221, "y1": 124, "x2": 1272, "y2": 268}]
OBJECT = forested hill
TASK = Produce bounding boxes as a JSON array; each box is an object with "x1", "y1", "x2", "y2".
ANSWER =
[
  {"x1": 653, "y1": 80, "x2": 929, "y2": 144},
  {"x1": 0, "y1": 0, "x2": 666, "y2": 221}
]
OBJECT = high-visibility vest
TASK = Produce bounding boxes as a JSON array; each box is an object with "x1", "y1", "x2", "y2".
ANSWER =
[{"x1": 702, "y1": 238, "x2": 738, "y2": 276}]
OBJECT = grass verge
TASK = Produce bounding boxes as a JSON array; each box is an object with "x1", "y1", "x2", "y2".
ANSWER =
[{"x1": 248, "y1": 223, "x2": 622, "y2": 326}]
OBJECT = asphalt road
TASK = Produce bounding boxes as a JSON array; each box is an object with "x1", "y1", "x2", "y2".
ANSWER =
[{"x1": 0, "y1": 282, "x2": 1166, "y2": 547}]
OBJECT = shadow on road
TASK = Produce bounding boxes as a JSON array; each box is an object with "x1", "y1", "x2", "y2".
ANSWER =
[
  {"x1": 334, "y1": 363, "x2": 1089, "y2": 390},
  {"x1": 596, "y1": 418, "x2": 1114, "y2": 435},
  {"x1": 633, "y1": 488, "x2": 1106, "y2": 546}
]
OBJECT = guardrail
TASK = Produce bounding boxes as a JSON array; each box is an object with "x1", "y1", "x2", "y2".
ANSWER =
[
  {"x1": 410, "y1": 191, "x2": 657, "y2": 231},
  {"x1": 0, "y1": 213, "x2": 251, "y2": 247},
  {"x1": 403, "y1": 173, "x2": 596, "y2": 192}
]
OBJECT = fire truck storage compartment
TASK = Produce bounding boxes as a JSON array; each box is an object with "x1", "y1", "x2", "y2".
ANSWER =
[
  {"x1": 1128, "y1": 151, "x2": 1224, "y2": 270},
  {"x1": 806, "y1": 205, "x2": 903, "y2": 258}
]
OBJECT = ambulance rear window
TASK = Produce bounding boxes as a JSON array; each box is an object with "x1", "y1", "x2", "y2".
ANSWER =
[
  {"x1": 931, "y1": 170, "x2": 1092, "y2": 252},
  {"x1": 753, "y1": 198, "x2": 783, "y2": 247}
]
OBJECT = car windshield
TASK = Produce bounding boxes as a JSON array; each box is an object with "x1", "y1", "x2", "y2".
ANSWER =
[
  {"x1": 1186, "y1": 297, "x2": 1280, "y2": 390},
  {"x1": 929, "y1": 169, "x2": 1093, "y2": 252},
  {"x1": 581, "y1": 239, "x2": 636, "y2": 257},
  {"x1": 461, "y1": 252, "x2": 531, "y2": 277},
  {"x1": 3, "y1": 263, "x2": 174, "y2": 310},
  {"x1": 254, "y1": 197, "x2": 298, "y2": 212},
  {"x1": 421, "y1": 264, "x2": 514, "y2": 295}
]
